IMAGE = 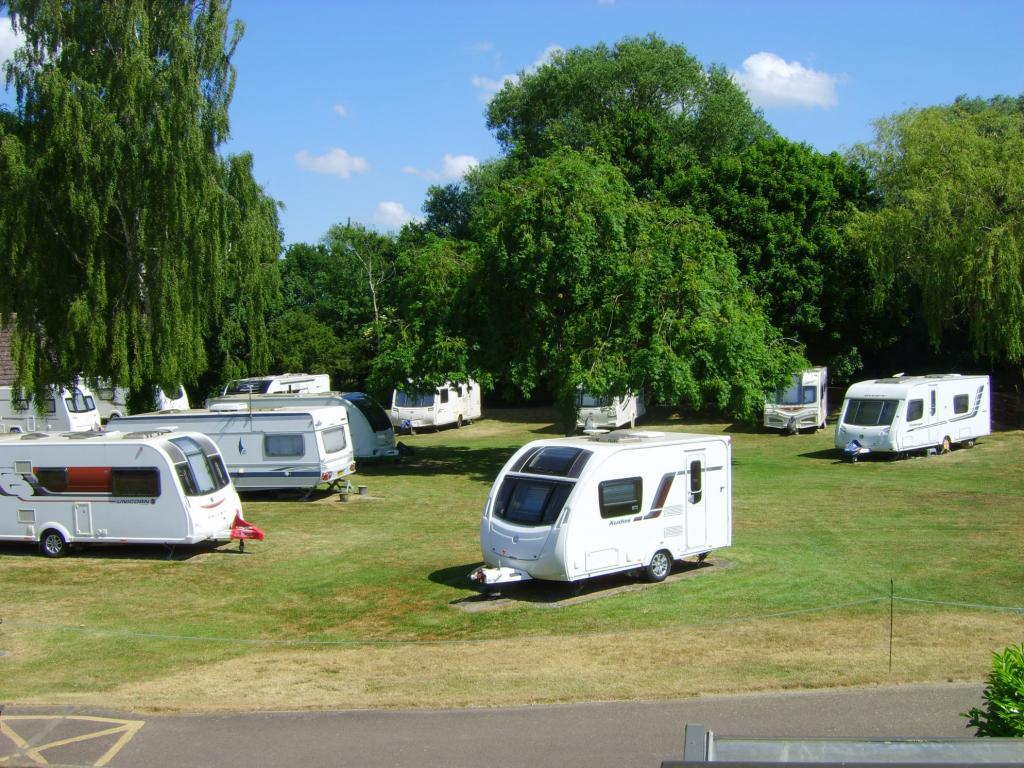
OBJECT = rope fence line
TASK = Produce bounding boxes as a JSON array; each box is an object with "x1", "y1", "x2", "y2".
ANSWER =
[{"x1": 1, "y1": 593, "x2": 1021, "y2": 649}]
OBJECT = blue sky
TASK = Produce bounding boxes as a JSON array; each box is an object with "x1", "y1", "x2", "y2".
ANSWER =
[{"x1": 3, "y1": 1, "x2": 1023, "y2": 246}]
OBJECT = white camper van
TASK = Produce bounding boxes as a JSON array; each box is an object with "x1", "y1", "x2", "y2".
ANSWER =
[
  {"x1": 576, "y1": 389, "x2": 646, "y2": 431},
  {"x1": 763, "y1": 367, "x2": 828, "y2": 433},
  {"x1": 0, "y1": 384, "x2": 101, "y2": 433},
  {"x1": 108, "y1": 403, "x2": 356, "y2": 491},
  {"x1": 0, "y1": 429, "x2": 249, "y2": 556},
  {"x1": 92, "y1": 380, "x2": 190, "y2": 422},
  {"x1": 206, "y1": 391, "x2": 399, "y2": 461},
  {"x1": 222, "y1": 373, "x2": 330, "y2": 396},
  {"x1": 390, "y1": 379, "x2": 482, "y2": 432},
  {"x1": 470, "y1": 430, "x2": 732, "y2": 588},
  {"x1": 834, "y1": 374, "x2": 991, "y2": 458}
]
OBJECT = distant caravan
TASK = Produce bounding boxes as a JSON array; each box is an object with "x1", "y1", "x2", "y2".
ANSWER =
[
  {"x1": 0, "y1": 383, "x2": 101, "y2": 433},
  {"x1": 763, "y1": 367, "x2": 828, "y2": 434},
  {"x1": 835, "y1": 374, "x2": 991, "y2": 460},
  {"x1": 91, "y1": 380, "x2": 190, "y2": 422},
  {"x1": 576, "y1": 389, "x2": 645, "y2": 431},
  {"x1": 390, "y1": 379, "x2": 481, "y2": 433},
  {"x1": 222, "y1": 373, "x2": 331, "y2": 396}
]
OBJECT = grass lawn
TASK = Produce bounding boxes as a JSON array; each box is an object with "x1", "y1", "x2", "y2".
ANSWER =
[{"x1": 1, "y1": 408, "x2": 1021, "y2": 712}]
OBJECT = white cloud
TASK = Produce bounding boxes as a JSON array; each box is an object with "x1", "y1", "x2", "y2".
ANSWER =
[
  {"x1": 294, "y1": 148, "x2": 369, "y2": 179},
  {"x1": 472, "y1": 44, "x2": 564, "y2": 101},
  {"x1": 404, "y1": 153, "x2": 480, "y2": 181},
  {"x1": 731, "y1": 52, "x2": 840, "y2": 108},
  {"x1": 1, "y1": 16, "x2": 25, "y2": 65},
  {"x1": 332, "y1": 103, "x2": 348, "y2": 118},
  {"x1": 375, "y1": 201, "x2": 418, "y2": 230}
]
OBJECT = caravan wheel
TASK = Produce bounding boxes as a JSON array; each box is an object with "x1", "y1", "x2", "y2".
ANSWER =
[
  {"x1": 645, "y1": 550, "x2": 672, "y2": 583},
  {"x1": 40, "y1": 529, "x2": 69, "y2": 558}
]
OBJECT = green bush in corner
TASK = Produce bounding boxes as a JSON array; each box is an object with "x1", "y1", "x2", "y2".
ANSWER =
[{"x1": 965, "y1": 643, "x2": 1024, "y2": 737}]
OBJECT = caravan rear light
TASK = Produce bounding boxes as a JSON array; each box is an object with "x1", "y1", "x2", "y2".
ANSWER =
[{"x1": 321, "y1": 471, "x2": 331, "y2": 481}]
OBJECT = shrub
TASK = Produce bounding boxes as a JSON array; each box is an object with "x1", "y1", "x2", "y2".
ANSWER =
[{"x1": 964, "y1": 643, "x2": 1024, "y2": 737}]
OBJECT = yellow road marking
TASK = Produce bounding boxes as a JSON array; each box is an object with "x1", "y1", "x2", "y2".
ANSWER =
[{"x1": 0, "y1": 715, "x2": 145, "y2": 767}]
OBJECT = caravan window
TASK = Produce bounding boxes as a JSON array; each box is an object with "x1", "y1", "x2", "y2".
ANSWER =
[
  {"x1": 577, "y1": 391, "x2": 613, "y2": 408},
  {"x1": 953, "y1": 394, "x2": 969, "y2": 414},
  {"x1": 264, "y1": 434, "x2": 304, "y2": 458},
  {"x1": 689, "y1": 461, "x2": 703, "y2": 504},
  {"x1": 599, "y1": 478, "x2": 642, "y2": 519},
  {"x1": 65, "y1": 388, "x2": 95, "y2": 414},
  {"x1": 516, "y1": 446, "x2": 592, "y2": 478},
  {"x1": 225, "y1": 379, "x2": 273, "y2": 395},
  {"x1": 439, "y1": 388, "x2": 449, "y2": 404},
  {"x1": 322, "y1": 426, "x2": 347, "y2": 454},
  {"x1": 395, "y1": 390, "x2": 434, "y2": 408},
  {"x1": 842, "y1": 399, "x2": 899, "y2": 427},
  {"x1": 112, "y1": 468, "x2": 160, "y2": 497},
  {"x1": 906, "y1": 399, "x2": 924, "y2": 422},
  {"x1": 494, "y1": 477, "x2": 573, "y2": 526},
  {"x1": 44, "y1": 396, "x2": 57, "y2": 414},
  {"x1": 170, "y1": 435, "x2": 230, "y2": 495},
  {"x1": 774, "y1": 375, "x2": 817, "y2": 405}
]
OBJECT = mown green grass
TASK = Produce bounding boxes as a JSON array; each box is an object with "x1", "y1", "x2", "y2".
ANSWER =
[{"x1": 1, "y1": 408, "x2": 1021, "y2": 710}]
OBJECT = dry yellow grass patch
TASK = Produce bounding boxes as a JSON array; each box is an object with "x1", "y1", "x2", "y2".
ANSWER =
[{"x1": 10, "y1": 610, "x2": 1018, "y2": 713}]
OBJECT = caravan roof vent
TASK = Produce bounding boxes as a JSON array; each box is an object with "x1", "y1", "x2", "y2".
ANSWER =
[
  {"x1": 65, "y1": 430, "x2": 105, "y2": 439},
  {"x1": 18, "y1": 432, "x2": 50, "y2": 440},
  {"x1": 123, "y1": 429, "x2": 177, "y2": 439},
  {"x1": 588, "y1": 430, "x2": 666, "y2": 443},
  {"x1": 209, "y1": 402, "x2": 249, "y2": 413}
]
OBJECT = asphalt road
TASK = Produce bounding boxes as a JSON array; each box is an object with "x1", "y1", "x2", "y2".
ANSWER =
[{"x1": 0, "y1": 683, "x2": 985, "y2": 768}]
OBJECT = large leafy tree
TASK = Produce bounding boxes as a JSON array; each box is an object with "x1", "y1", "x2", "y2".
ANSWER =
[
  {"x1": 848, "y1": 96, "x2": 1024, "y2": 367},
  {"x1": 0, "y1": 0, "x2": 281, "y2": 400},
  {"x1": 699, "y1": 137, "x2": 880, "y2": 380},
  {"x1": 473, "y1": 149, "x2": 802, "y2": 428},
  {"x1": 486, "y1": 34, "x2": 772, "y2": 197}
]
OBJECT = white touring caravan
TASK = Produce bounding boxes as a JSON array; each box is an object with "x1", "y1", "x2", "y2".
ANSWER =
[
  {"x1": 576, "y1": 389, "x2": 646, "y2": 431},
  {"x1": 92, "y1": 380, "x2": 190, "y2": 422},
  {"x1": 0, "y1": 383, "x2": 101, "y2": 433},
  {"x1": 108, "y1": 403, "x2": 356, "y2": 492},
  {"x1": 763, "y1": 367, "x2": 828, "y2": 433},
  {"x1": 222, "y1": 373, "x2": 330, "y2": 396},
  {"x1": 469, "y1": 430, "x2": 732, "y2": 588},
  {"x1": 834, "y1": 374, "x2": 991, "y2": 459},
  {"x1": 206, "y1": 391, "x2": 399, "y2": 461},
  {"x1": 0, "y1": 429, "x2": 253, "y2": 556},
  {"x1": 390, "y1": 379, "x2": 482, "y2": 432}
]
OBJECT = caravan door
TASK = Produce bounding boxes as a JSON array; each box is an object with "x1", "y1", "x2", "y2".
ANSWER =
[
  {"x1": 74, "y1": 503, "x2": 93, "y2": 536},
  {"x1": 684, "y1": 452, "x2": 707, "y2": 549}
]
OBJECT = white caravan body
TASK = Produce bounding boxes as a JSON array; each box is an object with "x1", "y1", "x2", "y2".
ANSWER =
[
  {"x1": 576, "y1": 390, "x2": 646, "y2": 431},
  {"x1": 0, "y1": 384, "x2": 101, "y2": 433},
  {"x1": 834, "y1": 374, "x2": 991, "y2": 455},
  {"x1": 92, "y1": 380, "x2": 190, "y2": 421},
  {"x1": 206, "y1": 391, "x2": 399, "y2": 460},
  {"x1": 471, "y1": 430, "x2": 732, "y2": 586},
  {"x1": 222, "y1": 373, "x2": 330, "y2": 396},
  {"x1": 0, "y1": 429, "x2": 242, "y2": 555},
  {"x1": 108, "y1": 404, "x2": 356, "y2": 491},
  {"x1": 390, "y1": 379, "x2": 482, "y2": 431},
  {"x1": 763, "y1": 367, "x2": 828, "y2": 433}
]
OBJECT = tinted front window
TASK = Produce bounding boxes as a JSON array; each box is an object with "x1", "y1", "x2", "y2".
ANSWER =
[
  {"x1": 170, "y1": 435, "x2": 230, "y2": 495},
  {"x1": 843, "y1": 399, "x2": 899, "y2": 427},
  {"x1": 226, "y1": 380, "x2": 272, "y2": 394},
  {"x1": 773, "y1": 376, "x2": 817, "y2": 405},
  {"x1": 577, "y1": 391, "x2": 612, "y2": 408},
  {"x1": 521, "y1": 446, "x2": 591, "y2": 477},
  {"x1": 64, "y1": 388, "x2": 96, "y2": 414},
  {"x1": 494, "y1": 477, "x2": 573, "y2": 526},
  {"x1": 343, "y1": 393, "x2": 392, "y2": 432},
  {"x1": 395, "y1": 390, "x2": 434, "y2": 407}
]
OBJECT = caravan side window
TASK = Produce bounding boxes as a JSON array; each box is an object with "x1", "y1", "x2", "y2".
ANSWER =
[
  {"x1": 953, "y1": 394, "x2": 969, "y2": 414},
  {"x1": 599, "y1": 478, "x2": 642, "y2": 519},
  {"x1": 689, "y1": 461, "x2": 703, "y2": 503},
  {"x1": 906, "y1": 399, "x2": 924, "y2": 422},
  {"x1": 322, "y1": 426, "x2": 347, "y2": 454},
  {"x1": 112, "y1": 468, "x2": 160, "y2": 497},
  {"x1": 439, "y1": 388, "x2": 449, "y2": 404},
  {"x1": 264, "y1": 434, "x2": 304, "y2": 457}
]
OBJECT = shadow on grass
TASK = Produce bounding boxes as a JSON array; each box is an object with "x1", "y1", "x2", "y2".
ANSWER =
[
  {"x1": 438, "y1": 558, "x2": 722, "y2": 609},
  {"x1": 240, "y1": 487, "x2": 339, "y2": 502},
  {"x1": 0, "y1": 540, "x2": 244, "y2": 561},
  {"x1": 799, "y1": 448, "x2": 849, "y2": 463},
  {"x1": 354, "y1": 444, "x2": 515, "y2": 483}
]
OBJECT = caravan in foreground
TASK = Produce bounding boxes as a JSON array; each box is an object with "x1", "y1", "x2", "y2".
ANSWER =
[
  {"x1": 470, "y1": 430, "x2": 732, "y2": 588},
  {"x1": 763, "y1": 367, "x2": 828, "y2": 433},
  {"x1": 109, "y1": 403, "x2": 356, "y2": 491},
  {"x1": 0, "y1": 429, "x2": 250, "y2": 556},
  {"x1": 834, "y1": 374, "x2": 990, "y2": 459}
]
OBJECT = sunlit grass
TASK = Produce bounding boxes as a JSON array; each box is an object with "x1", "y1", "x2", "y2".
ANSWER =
[{"x1": 1, "y1": 408, "x2": 1021, "y2": 711}]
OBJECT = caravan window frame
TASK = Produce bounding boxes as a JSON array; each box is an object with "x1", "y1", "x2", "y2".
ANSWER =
[
  {"x1": 599, "y1": 477, "x2": 642, "y2": 519},
  {"x1": 322, "y1": 426, "x2": 348, "y2": 454},
  {"x1": 263, "y1": 433, "x2": 305, "y2": 458},
  {"x1": 953, "y1": 394, "x2": 970, "y2": 414},
  {"x1": 906, "y1": 399, "x2": 924, "y2": 422},
  {"x1": 493, "y1": 477, "x2": 573, "y2": 527},
  {"x1": 842, "y1": 398, "x2": 899, "y2": 427}
]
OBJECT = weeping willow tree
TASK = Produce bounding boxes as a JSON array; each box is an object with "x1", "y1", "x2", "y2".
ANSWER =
[{"x1": 0, "y1": 0, "x2": 281, "y2": 399}]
